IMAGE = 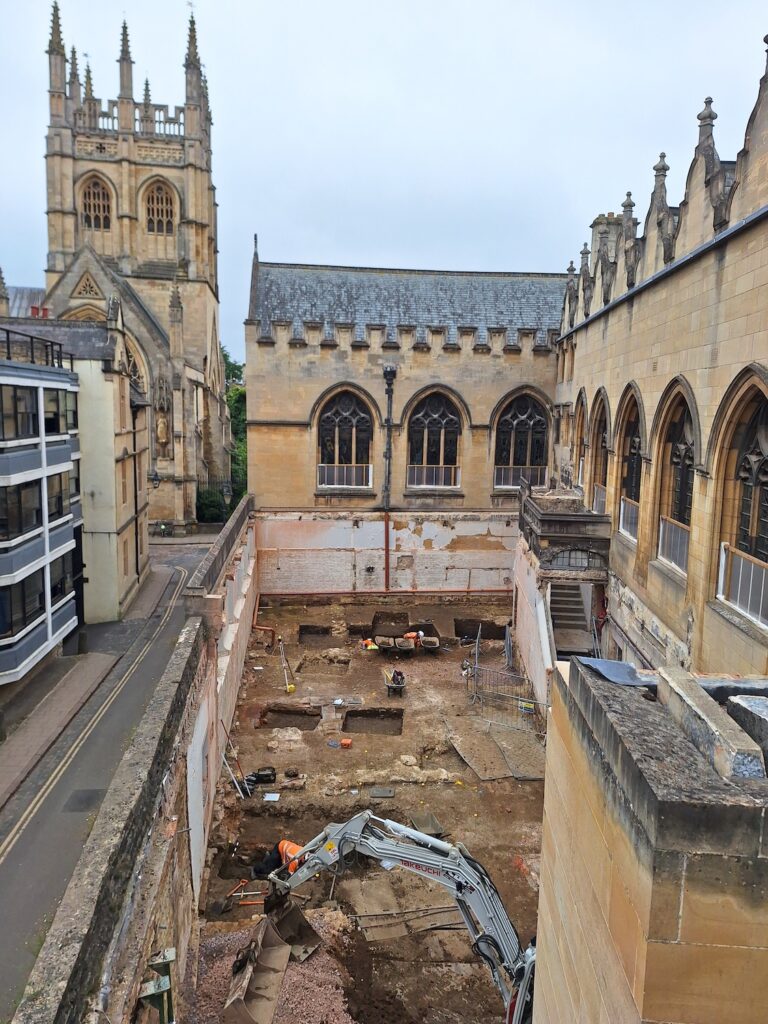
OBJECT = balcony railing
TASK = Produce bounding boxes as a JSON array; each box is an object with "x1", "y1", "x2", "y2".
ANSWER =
[
  {"x1": 658, "y1": 515, "x2": 689, "y2": 573},
  {"x1": 718, "y1": 543, "x2": 768, "y2": 628},
  {"x1": 593, "y1": 483, "x2": 607, "y2": 514},
  {"x1": 619, "y1": 496, "x2": 640, "y2": 540},
  {"x1": 317, "y1": 464, "x2": 372, "y2": 488},
  {"x1": 407, "y1": 465, "x2": 460, "y2": 488},
  {"x1": 494, "y1": 465, "x2": 547, "y2": 489},
  {"x1": 0, "y1": 328, "x2": 73, "y2": 370}
]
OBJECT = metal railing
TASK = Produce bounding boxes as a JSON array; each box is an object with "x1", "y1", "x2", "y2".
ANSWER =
[
  {"x1": 593, "y1": 483, "x2": 607, "y2": 514},
  {"x1": 407, "y1": 465, "x2": 460, "y2": 488},
  {"x1": 494, "y1": 465, "x2": 547, "y2": 488},
  {"x1": 718, "y1": 543, "x2": 768, "y2": 628},
  {"x1": 658, "y1": 515, "x2": 689, "y2": 573},
  {"x1": 467, "y1": 625, "x2": 546, "y2": 735},
  {"x1": 0, "y1": 328, "x2": 72, "y2": 370},
  {"x1": 619, "y1": 496, "x2": 639, "y2": 540},
  {"x1": 317, "y1": 464, "x2": 372, "y2": 488}
]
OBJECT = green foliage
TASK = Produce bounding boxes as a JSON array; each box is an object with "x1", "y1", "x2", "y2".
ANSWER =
[
  {"x1": 196, "y1": 487, "x2": 226, "y2": 523},
  {"x1": 227, "y1": 384, "x2": 246, "y2": 443},
  {"x1": 222, "y1": 345, "x2": 244, "y2": 385}
]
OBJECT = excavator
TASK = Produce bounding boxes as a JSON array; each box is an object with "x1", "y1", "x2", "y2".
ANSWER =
[{"x1": 224, "y1": 809, "x2": 535, "y2": 1024}]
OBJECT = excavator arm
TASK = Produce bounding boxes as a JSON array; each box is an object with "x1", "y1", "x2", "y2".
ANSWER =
[{"x1": 265, "y1": 809, "x2": 535, "y2": 1024}]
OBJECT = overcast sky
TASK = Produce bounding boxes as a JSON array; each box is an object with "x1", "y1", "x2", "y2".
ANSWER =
[{"x1": 1, "y1": 1, "x2": 766, "y2": 359}]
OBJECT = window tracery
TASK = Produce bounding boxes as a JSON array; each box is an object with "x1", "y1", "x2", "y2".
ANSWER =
[
  {"x1": 407, "y1": 393, "x2": 461, "y2": 487},
  {"x1": 318, "y1": 392, "x2": 372, "y2": 467},
  {"x1": 81, "y1": 178, "x2": 111, "y2": 231},
  {"x1": 736, "y1": 402, "x2": 768, "y2": 563},
  {"x1": 146, "y1": 183, "x2": 174, "y2": 235}
]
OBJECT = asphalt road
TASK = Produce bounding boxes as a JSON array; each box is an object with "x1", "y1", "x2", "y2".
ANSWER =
[{"x1": 0, "y1": 544, "x2": 208, "y2": 1023}]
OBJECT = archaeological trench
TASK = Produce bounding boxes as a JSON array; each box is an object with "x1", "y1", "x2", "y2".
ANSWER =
[{"x1": 193, "y1": 596, "x2": 544, "y2": 1024}]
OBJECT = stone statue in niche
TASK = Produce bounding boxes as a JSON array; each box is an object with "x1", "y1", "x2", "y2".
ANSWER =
[{"x1": 155, "y1": 374, "x2": 171, "y2": 456}]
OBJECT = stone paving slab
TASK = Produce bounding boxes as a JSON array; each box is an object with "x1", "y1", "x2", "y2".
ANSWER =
[
  {"x1": 490, "y1": 725, "x2": 546, "y2": 781},
  {"x1": 0, "y1": 651, "x2": 117, "y2": 810},
  {"x1": 446, "y1": 717, "x2": 512, "y2": 780}
]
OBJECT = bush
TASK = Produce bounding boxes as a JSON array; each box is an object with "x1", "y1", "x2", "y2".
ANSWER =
[{"x1": 196, "y1": 487, "x2": 226, "y2": 523}]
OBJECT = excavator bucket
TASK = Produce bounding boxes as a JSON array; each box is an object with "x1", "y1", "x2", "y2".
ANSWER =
[
  {"x1": 223, "y1": 918, "x2": 291, "y2": 1024},
  {"x1": 268, "y1": 897, "x2": 321, "y2": 962}
]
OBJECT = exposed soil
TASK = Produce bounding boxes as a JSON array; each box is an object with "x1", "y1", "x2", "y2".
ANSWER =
[{"x1": 197, "y1": 598, "x2": 544, "y2": 1024}]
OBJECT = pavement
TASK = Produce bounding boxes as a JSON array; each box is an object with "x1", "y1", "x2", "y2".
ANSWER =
[{"x1": 0, "y1": 542, "x2": 210, "y2": 1023}]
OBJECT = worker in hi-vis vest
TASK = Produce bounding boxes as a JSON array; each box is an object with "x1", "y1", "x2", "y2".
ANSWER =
[{"x1": 250, "y1": 838, "x2": 304, "y2": 879}]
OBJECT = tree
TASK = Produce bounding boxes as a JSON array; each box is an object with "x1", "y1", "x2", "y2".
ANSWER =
[{"x1": 222, "y1": 345, "x2": 244, "y2": 386}]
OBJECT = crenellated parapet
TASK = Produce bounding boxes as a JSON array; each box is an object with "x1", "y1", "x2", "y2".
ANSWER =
[{"x1": 560, "y1": 33, "x2": 768, "y2": 338}]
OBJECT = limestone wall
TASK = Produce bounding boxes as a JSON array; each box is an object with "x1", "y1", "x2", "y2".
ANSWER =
[
  {"x1": 12, "y1": 504, "x2": 258, "y2": 1024},
  {"x1": 254, "y1": 511, "x2": 518, "y2": 594},
  {"x1": 535, "y1": 660, "x2": 768, "y2": 1024}
]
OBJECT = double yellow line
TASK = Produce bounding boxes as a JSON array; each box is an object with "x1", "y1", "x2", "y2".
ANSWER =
[{"x1": 0, "y1": 565, "x2": 188, "y2": 868}]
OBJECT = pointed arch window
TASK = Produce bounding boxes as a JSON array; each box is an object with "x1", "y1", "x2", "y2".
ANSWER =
[
  {"x1": 146, "y1": 183, "x2": 174, "y2": 235},
  {"x1": 618, "y1": 401, "x2": 642, "y2": 539},
  {"x1": 317, "y1": 391, "x2": 373, "y2": 488},
  {"x1": 658, "y1": 401, "x2": 694, "y2": 572},
  {"x1": 735, "y1": 403, "x2": 768, "y2": 563},
  {"x1": 719, "y1": 397, "x2": 768, "y2": 627},
  {"x1": 494, "y1": 394, "x2": 548, "y2": 488},
  {"x1": 81, "y1": 178, "x2": 111, "y2": 231},
  {"x1": 591, "y1": 403, "x2": 609, "y2": 513},
  {"x1": 407, "y1": 393, "x2": 461, "y2": 488}
]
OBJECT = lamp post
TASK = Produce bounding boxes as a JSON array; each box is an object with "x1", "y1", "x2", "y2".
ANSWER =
[
  {"x1": 151, "y1": 469, "x2": 160, "y2": 489},
  {"x1": 382, "y1": 364, "x2": 397, "y2": 511},
  {"x1": 222, "y1": 480, "x2": 233, "y2": 508}
]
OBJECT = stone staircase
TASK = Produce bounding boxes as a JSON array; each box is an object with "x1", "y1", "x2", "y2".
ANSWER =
[{"x1": 549, "y1": 582, "x2": 593, "y2": 656}]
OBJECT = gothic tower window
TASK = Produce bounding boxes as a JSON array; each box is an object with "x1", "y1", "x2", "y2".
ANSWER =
[
  {"x1": 407, "y1": 393, "x2": 462, "y2": 488},
  {"x1": 81, "y1": 178, "x2": 111, "y2": 231},
  {"x1": 146, "y1": 183, "x2": 174, "y2": 235},
  {"x1": 317, "y1": 391, "x2": 373, "y2": 488},
  {"x1": 494, "y1": 394, "x2": 548, "y2": 488},
  {"x1": 590, "y1": 398, "x2": 609, "y2": 513}
]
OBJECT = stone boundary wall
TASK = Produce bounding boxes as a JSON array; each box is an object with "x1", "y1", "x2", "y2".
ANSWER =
[
  {"x1": 14, "y1": 618, "x2": 207, "y2": 1024},
  {"x1": 13, "y1": 510, "x2": 260, "y2": 1024},
  {"x1": 513, "y1": 534, "x2": 554, "y2": 705}
]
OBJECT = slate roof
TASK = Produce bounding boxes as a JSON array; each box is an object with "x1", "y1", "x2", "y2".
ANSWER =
[
  {"x1": 0, "y1": 317, "x2": 115, "y2": 361},
  {"x1": 250, "y1": 262, "x2": 567, "y2": 346},
  {"x1": 8, "y1": 287, "x2": 46, "y2": 319}
]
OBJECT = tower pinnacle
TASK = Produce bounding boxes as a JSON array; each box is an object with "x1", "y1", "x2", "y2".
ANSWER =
[
  {"x1": 185, "y1": 14, "x2": 201, "y2": 68},
  {"x1": 120, "y1": 20, "x2": 131, "y2": 60},
  {"x1": 48, "y1": 1, "x2": 65, "y2": 56},
  {"x1": 69, "y1": 46, "x2": 79, "y2": 83},
  {"x1": 84, "y1": 63, "x2": 93, "y2": 100}
]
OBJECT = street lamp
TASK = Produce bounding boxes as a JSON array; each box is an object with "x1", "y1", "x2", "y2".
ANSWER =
[
  {"x1": 222, "y1": 480, "x2": 233, "y2": 507},
  {"x1": 382, "y1": 365, "x2": 397, "y2": 511},
  {"x1": 151, "y1": 469, "x2": 160, "y2": 489}
]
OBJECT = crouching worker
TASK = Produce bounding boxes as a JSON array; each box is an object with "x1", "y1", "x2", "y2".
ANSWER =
[{"x1": 250, "y1": 838, "x2": 304, "y2": 879}]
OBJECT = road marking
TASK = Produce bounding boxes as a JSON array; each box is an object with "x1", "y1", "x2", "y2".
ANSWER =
[{"x1": 0, "y1": 566, "x2": 188, "y2": 867}]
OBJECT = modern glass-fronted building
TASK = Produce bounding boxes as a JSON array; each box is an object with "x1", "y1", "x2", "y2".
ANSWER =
[{"x1": 0, "y1": 326, "x2": 80, "y2": 683}]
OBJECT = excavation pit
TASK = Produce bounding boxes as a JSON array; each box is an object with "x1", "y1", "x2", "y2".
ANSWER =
[
  {"x1": 262, "y1": 707, "x2": 321, "y2": 731},
  {"x1": 298, "y1": 623, "x2": 332, "y2": 645},
  {"x1": 454, "y1": 617, "x2": 507, "y2": 640},
  {"x1": 342, "y1": 707, "x2": 404, "y2": 735}
]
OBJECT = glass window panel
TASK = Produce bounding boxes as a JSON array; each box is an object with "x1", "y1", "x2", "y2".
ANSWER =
[
  {"x1": 44, "y1": 390, "x2": 64, "y2": 434},
  {"x1": 21, "y1": 482, "x2": 41, "y2": 532},
  {"x1": 16, "y1": 387, "x2": 38, "y2": 438},
  {"x1": 0, "y1": 589, "x2": 11, "y2": 638},
  {"x1": 66, "y1": 391, "x2": 78, "y2": 431},
  {"x1": 1, "y1": 385, "x2": 16, "y2": 440}
]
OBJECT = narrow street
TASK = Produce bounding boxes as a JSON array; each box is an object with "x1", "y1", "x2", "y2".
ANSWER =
[{"x1": 0, "y1": 544, "x2": 207, "y2": 1023}]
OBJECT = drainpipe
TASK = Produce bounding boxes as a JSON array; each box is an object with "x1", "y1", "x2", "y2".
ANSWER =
[{"x1": 382, "y1": 364, "x2": 397, "y2": 590}]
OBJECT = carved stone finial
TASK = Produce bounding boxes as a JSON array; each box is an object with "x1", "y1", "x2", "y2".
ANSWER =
[
  {"x1": 622, "y1": 191, "x2": 635, "y2": 213},
  {"x1": 84, "y1": 63, "x2": 93, "y2": 99},
  {"x1": 254, "y1": 233, "x2": 259, "y2": 256},
  {"x1": 69, "y1": 46, "x2": 79, "y2": 83},
  {"x1": 697, "y1": 96, "x2": 717, "y2": 132},
  {"x1": 120, "y1": 20, "x2": 132, "y2": 60},
  {"x1": 580, "y1": 242, "x2": 590, "y2": 267},
  {"x1": 48, "y1": 1, "x2": 65, "y2": 56},
  {"x1": 653, "y1": 151, "x2": 669, "y2": 177},
  {"x1": 0, "y1": 266, "x2": 8, "y2": 301},
  {"x1": 567, "y1": 259, "x2": 576, "y2": 277},
  {"x1": 143, "y1": 78, "x2": 151, "y2": 108},
  {"x1": 185, "y1": 14, "x2": 201, "y2": 68}
]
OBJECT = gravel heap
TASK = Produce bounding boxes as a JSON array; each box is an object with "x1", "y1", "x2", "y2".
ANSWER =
[{"x1": 190, "y1": 910, "x2": 354, "y2": 1024}]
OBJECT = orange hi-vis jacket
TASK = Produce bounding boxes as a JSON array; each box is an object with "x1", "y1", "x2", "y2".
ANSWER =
[{"x1": 278, "y1": 839, "x2": 303, "y2": 873}]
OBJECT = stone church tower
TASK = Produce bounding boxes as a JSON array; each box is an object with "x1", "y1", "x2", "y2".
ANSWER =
[{"x1": 43, "y1": 2, "x2": 230, "y2": 528}]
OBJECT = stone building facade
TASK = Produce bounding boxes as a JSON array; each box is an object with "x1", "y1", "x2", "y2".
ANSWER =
[
  {"x1": 39, "y1": 3, "x2": 230, "y2": 529},
  {"x1": 246, "y1": 251, "x2": 565, "y2": 592},
  {"x1": 552, "y1": 43, "x2": 768, "y2": 678}
]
